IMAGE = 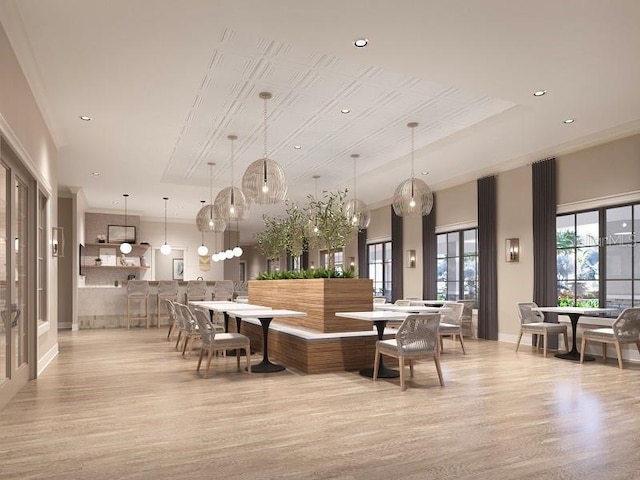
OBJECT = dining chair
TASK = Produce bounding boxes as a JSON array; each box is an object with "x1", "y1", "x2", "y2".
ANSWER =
[
  {"x1": 438, "y1": 302, "x2": 466, "y2": 354},
  {"x1": 458, "y1": 299, "x2": 474, "y2": 338},
  {"x1": 580, "y1": 308, "x2": 640, "y2": 369},
  {"x1": 394, "y1": 299, "x2": 411, "y2": 306},
  {"x1": 213, "y1": 280, "x2": 234, "y2": 301},
  {"x1": 156, "y1": 280, "x2": 179, "y2": 328},
  {"x1": 374, "y1": 313, "x2": 444, "y2": 391},
  {"x1": 174, "y1": 303, "x2": 201, "y2": 360},
  {"x1": 165, "y1": 299, "x2": 180, "y2": 341},
  {"x1": 373, "y1": 297, "x2": 387, "y2": 305},
  {"x1": 194, "y1": 309, "x2": 252, "y2": 378},
  {"x1": 126, "y1": 280, "x2": 150, "y2": 329},
  {"x1": 516, "y1": 302, "x2": 569, "y2": 357},
  {"x1": 185, "y1": 280, "x2": 207, "y2": 304}
]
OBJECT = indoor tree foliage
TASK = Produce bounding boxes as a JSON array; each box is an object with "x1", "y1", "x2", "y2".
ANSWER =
[
  {"x1": 307, "y1": 189, "x2": 356, "y2": 269},
  {"x1": 282, "y1": 200, "x2": 309, "y2": 269},
  {"x1": 255, "y1": 215, "x2": 286, "y2": 264}
]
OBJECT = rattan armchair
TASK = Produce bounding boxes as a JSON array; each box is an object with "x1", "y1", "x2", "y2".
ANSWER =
[
  {"x1": 580, "y1": 308, "x2": 640, "y2": 369},
  {"x1": 374, "y1": 313, "x2": 444, "y2": 391},
  {"x1": 174, "y1": 303, "x2": 201, "y2": 360},
  {"x1": 438, "y1": 302, "x2": 466, "y2": 354},
  {"x1": 516, "y1": 302, "x2": 569, "y2": 357},
  {"x1": 194, "y1": 309, "x2": 252, "y2": 378}
]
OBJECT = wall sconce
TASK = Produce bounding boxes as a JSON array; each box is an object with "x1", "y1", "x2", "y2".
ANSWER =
[
  {"x1": 52, "y1": 227, "x2": 64, "y2": 257},
  {"x1": 349, "y1": 256, "x2": 355, "y2": 268},
  {"x1": 506, "y1": 238, "x2": 519, "y2": 262},
  {"x1": 406, "y1": 249, "x2": 416, "y2": 268}
]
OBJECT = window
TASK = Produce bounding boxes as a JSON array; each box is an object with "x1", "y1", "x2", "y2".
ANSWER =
[
  {"x1": 436, "y1": 229, "x2": 478, "y2": 306},
  {"x1": 320, "y1": 250, "x2": 343, "y2": 271},
  {"x1": 368, "y1": 241, "x2": 392, "y2": 301},
  {"x1": 556, "y1": 202, "x2": 639, "y2": 311}
]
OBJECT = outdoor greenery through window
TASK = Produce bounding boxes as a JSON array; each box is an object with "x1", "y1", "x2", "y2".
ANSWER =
[
  {"x1": 556, "y1": 202, "x2": 639, "y2": 311},
  {"x1": 368, "y1": 241, "x2": 392, "y2": 301},
  {"x1": 436, "y1": 229, "x2": 478, "y2": 307}
]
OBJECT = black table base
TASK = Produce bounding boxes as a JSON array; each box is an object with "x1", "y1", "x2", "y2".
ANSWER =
[
  {"x1": 555, "y1": 312, "x2": 594, "y2": 361},
  {"x1": 555, "y1": 351, "x2": 595, "y2": 361},
  {"x1": 246, "y1": 316, "x2": 285, "y2": 373},
  {"x1": 359, "y1": 320, "x2": 399, "y2": 378},
  {"x1": 251, "y1": 360, "x2": 286, "y2": 373}
]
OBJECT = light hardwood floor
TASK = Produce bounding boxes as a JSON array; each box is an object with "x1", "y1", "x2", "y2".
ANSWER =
[{"x1": 1, "y1": 329, "x2": 639, "y2": 480}]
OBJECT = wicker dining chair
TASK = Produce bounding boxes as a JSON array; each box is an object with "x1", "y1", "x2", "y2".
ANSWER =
[
  {"x1": 515, "y1": 302, "x2": 569, "y2": 357},
  {"x1": 438, "y1": 302, "x2": 466, "y2": 354},
  {"x1": 458, "y1": 300, "x2": 475, "y2": 338},
  {"x1": 374, "y1": 313, "x2": 444, "y2": 391},
  {"x1": 174, "y1": 303, "x2": 201, "y2": 360},
  {"x1": 580, "y1": 308, "x2": 640, "y2": 369},
  {"x1": 156, "y1": 280, "x2": 179, "y2": 328},
  {"x1": 193, "y1": 309, "x2": 252, "y2": 378},
  {"x1": 165, "y1": 299, "x2": 180, "y2": 341}
]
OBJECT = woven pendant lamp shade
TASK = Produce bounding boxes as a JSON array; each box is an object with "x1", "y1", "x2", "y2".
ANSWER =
[
  {"x1": 391, "y1": 122, "x2": 433, "y2": 217},
  {"x1": 392, "y1": 177, "x2": 433, "y2": 216},
  {"x1": 214, "y1": 135, "x2": 250, "y2": 220},
  {"x1": 196, "y1": 162, "x2": 227, "y2": 232},
  {"x1": 241, "y1": 92, "x2": 287, "y2": 204},
  {"x1": 344, "y1": 198, "x2": 371, "y2": 229}
]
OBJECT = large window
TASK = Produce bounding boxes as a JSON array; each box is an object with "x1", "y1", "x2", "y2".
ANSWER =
[
  {"x1": 320, "y1": 250, "x2": 343, "y2": 271},
  {"x1": 436, "y1": 229, "x2": 478, "y2": 306},
  {"x1": 557, "y1": 202, "x2": 639, "y2": 311},
  {"x1": 368, "y1": 241, "x2": 392, "y2": 301}
]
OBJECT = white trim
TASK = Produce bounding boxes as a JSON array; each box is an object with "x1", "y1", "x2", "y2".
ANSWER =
[
  {"x1": 37, "y1": 321, "x2": 50, "y2": 336},
  {"x1": 366, "y1": 236, "x2": 391, "y2": 245},
  {"x1": 557, "y1": 190, "x2": 640, "y2": 214},
  {"x1": 435, "y1": 221, "x2": 477, "y2": 234},
  {"x1": 37, "y1": 343, "x2": 58, "y2": 376}
]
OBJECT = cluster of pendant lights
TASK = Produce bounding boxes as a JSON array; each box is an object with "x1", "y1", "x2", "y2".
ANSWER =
[{"x1": 194, "y1": 91, "x2": 287, "y2": 262}]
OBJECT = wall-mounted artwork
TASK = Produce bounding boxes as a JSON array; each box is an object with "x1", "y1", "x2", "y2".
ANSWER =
[
  {"x1": 173, "y1": 258, "x2": 184, "y2": 280},
  {"x1": 107, "y1": 225, "x2": 136, "y2": 244}
]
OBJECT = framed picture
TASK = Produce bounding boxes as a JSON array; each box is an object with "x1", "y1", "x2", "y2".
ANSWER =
[
  {"x1": 107, "y1": 225, "x2": 136, "y2": 244},
  {"x1": 173, "y1": 258, "x2": 184, "y2": 280}
]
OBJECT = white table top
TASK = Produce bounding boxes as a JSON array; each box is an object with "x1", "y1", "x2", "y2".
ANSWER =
[
  {"x1": 407, "y1": 299, "x2": 457, "y2": 306},
  {"x1": 336, "y1": 311, "x2": 408, "y2": 322},
  {"x1": 190, "y1": 301, "x2": 270, "y2": 312},
  {"x1": 532, "y1": 306, "x2": 617, "y2": 315},
  {"x1": 374, "y1": 304, "x2": 446, "y2": 313},
  {"x1": 226, "y1": 309, "x2": 307, "y2": 318}
]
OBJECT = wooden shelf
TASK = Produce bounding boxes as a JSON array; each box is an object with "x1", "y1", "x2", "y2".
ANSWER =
[
  {"x1": 86, "y1": 243, "x2": 150, "y2": 251},
  {"x1": 84, "y1": 265, "x2": 150, "y2": 269}
]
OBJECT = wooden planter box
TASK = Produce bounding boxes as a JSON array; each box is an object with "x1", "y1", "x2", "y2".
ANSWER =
[{"x1": 248, "y1": 278, "x2": 373, "y2": 333}]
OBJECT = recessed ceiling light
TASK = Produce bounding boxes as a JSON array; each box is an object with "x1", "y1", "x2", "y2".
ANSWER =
[
  {"x1": 294, "y1": 145, "x2": 302, "y2": 150},
  {"x1": 354, "y1": 38, "x2": 368, "y2": 48},
  {"x1": 533, "y1": 90, "x2": 547, "y2": 97},
  {"x1": 91, "y1": 172, "x2": 101, "y2": 176},
  {"x1": 564, "y1": 118, "x2": 575, "y2": 124},
  {"x1": 341, "y1": 108, "x2": 351, "y2": 114},
  {"x1": 421, "y1": 171, "x2": 429, "y2": 176},
  {"x1": 79, "y1": 115, "x2": 92, "y2": 121},
  {"x1": 112, "y1": 201, "x2": 119, "y2": 205}
]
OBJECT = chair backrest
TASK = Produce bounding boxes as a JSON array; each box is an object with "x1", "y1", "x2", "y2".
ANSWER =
[
  {"x1": 440, "y1": 302, "x2": 464, "y2": 325},
  {"x1": 394, "y1": 299, "x2": 411, "y2": 306},
  {"x1": 517, "y1": 302, "x2": 544, "y2": 324},
  {"x1": 175, "y1": 303, "x2": 196, "y2": 333},
  {"x1": 127, "y1": 280, "x2": 149, "y2": 297},
  {"x1": 458, "y1": 300, "x2": 474, "y2": 323},
  {"x1": 613, "y1": 308, "x2": 640, "y2": 340},
  {"x1": 164, "y1": 298, "x2": 178, "y2": 323},
  {"x1": 158, "y1": 280, "x2": 179, "y2": 297},
  {"x1": 213, "y1": 280, "x2": 234, "y2": 300},
  {"x1": 186, "y1": 280, "x2": 207, "y2": 300},
  {"x1": 396, "y1": 314, "x2": 440, "y2": 355},
  {"x1": 194, "y1": 308, "x2": 216, "y2": 347},
  {"x1": 373, "y1": 297, "x2": 387, "y2": 304}
]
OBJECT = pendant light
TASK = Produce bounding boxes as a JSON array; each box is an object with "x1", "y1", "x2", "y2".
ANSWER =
[
  {"x1": 120, "y1": 193, "x2": 132, "y2": 254},
  {"x1": 197, "y1": 200, "x2": 209, "y2": 256},
  {"x1": 224, "y1": 227, "x2": 233, "y2": 259},
  {"x1": 160, "y1": 197, "x2": 172, "y2": 255},
  {"x1": 232, "y1": 219, "x2": 243, "y2": 257},
  {"x1": 196, "y1": 162, "x2": 227, "y2": 233},
  {"x1": 392, "y1": 122, "x2": 433, "y2": 216},
  {"x1": 343, "y1": 153, "x2": 371, "y2": 230},
  {"x1": 241, "y1": 92, "x2": 287, "y2": 204},
  {"x1": 214, "y1": 135, "x2": 249, "y2": 221}
]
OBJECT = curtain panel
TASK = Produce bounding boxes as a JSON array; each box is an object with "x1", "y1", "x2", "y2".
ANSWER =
[
  {"x1": 477, "y1": 175, "x2": 498, "y2": 340},
  {"x1": 422, "y1": 194, "x2": 437, "y2": 299},
  {"x1": 391, "y1": 207, "x2": 403, "y2": 302}
]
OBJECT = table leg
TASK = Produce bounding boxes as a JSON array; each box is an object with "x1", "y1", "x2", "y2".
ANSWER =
[
  {"x1": 251, "y1": 317, "x2": 285, "y2": 373},
  {"x1": 223, "y1": 311, "x2": 237, "y2": 355},
  {"x1": 555, "y1": 313, "x2": 595, "y2": 361},
  {"x1": 360, "y1": 320, "x2": 399, "y2": 378}
]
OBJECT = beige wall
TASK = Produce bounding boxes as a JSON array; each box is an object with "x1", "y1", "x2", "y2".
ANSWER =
[
  {"x1": 435, "y1": 181, "x2": 477, "y2": 230},
  {"x1": 57, "y1": 198, "x2": 73, "y2": 327},
  {"x1": 403, "y1": 215, "x2": 423, "y2": 298},
  {"x1": 367, "y1": 205, "x2": 391, "y2": 242},
  {"x1": 496, "y1": 165, "x2": 534, "y2": 341}
]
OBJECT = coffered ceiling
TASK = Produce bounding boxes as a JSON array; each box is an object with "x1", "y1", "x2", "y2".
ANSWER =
[{"x1": 1, "y1": 0, "x2": 639, "y2": 242}]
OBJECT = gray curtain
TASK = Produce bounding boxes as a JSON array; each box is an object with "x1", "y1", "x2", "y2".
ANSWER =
[
  {"x1": 532, "y1": 158, "x2": 558, "y2": 344},
  {"x1": 358, "y1": 229, "x2": 367, "y2": 279},
  {"x1": 477, "y1": 176, "x2": 498, "y2": 340},
  {"x1": 422, "y1": 193, "x2": 437, "y2": 299},
  {"x1": 301, "y1": 250, "x2": 309, "y2": 270},
  {"x1": 391, "y1": 207, "x2": 403, "y2": 302}
]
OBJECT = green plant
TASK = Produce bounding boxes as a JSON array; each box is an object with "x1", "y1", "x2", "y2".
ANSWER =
[
  {"x1": 255, "y1": 267, "x2": 356, "y2": 280},
  {"x1": 255, "y1": 215, "x2": 286, "y2": 262},
  {"x1": 282, "y1": 200, "x2": 309, "y2": 268}
]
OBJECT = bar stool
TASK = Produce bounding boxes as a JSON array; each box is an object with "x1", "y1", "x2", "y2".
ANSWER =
[
  {"x1": 156, "y1": 280, "x2": 179, "y2": 328},
  {"x1": 185, "y1": 280, "x2": 207, "y2": 304},
  {"x1": 126, "y1": 280, "x2": 150, "y2": 329}
]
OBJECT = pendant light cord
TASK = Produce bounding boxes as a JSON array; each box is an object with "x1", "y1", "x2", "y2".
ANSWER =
[
  {"x1": 263, "y1": 96, "x2": 268, "y2": 159},
  {"x1": 163, "y1": 197, "x2": 168, "y2": 244}
]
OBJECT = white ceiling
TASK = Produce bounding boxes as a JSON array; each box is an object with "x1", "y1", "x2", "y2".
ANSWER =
[{"x1": 2, "y1": 0, "x2": 640, "y2": 243}]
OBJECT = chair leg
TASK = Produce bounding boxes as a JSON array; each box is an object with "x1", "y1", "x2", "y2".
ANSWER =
[
  {"x1": 236, "y1": 349, "x2": 241, "y2": 370},
  {"x1": 204, "y1": 349, "x2": 213, "y2": 379},
  {"x1": 440, "y1": 336, "x2": 444, "y2": 353},
  {"x1": 434, "y1": 355, "x2": 444, "y2": 386},
  {"x1": 126, "y1": 299, "x2": 130, "y2": 330},
  {"x1": 409, "y1": 359, "x2": 414, "y2": 377},
  {"x1": 458, "y1": 332, "x2": 466, "y2": 355},
  {"x1": 197, "y1": 348, "x2": 204, "y2": 372},
  {"x1": 515, "y1": 331, "x2": 523, "y2": 352},
  {"x1": 182, "y1": 336, "x2": 189, "y2": 356},
  {"x1": 615, "y1": 342, "x2": 624, "y2": 369},
  {"x1": 399, "y1": 356, "x2": 406, "y2": 391},
  {"x1": 175, "y1": 331, "x2": 182, "y2": 350},
  {"x1": 543, "y1": 333, "x2": 548, "y2": 357},
  {"x1": 603, "y1": 343, "x2": 607, "y2": 361},
  {"x1": 373, "y1": 346, "x2": 380, "y2": 381},
  {"x1": 580, "y1": 336, "x2": 587, "y2": 364},
  {"x1": 167, "y1": 323, "x2": 173, "y2": 340}
]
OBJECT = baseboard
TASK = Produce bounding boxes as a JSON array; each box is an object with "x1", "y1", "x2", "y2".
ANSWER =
[
  {"x1": 38, "y1": 343, "x2": 58, "y2": 376},
  {"x1": 58, "y1": 322, "x2": 72, "y2": 329}
]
